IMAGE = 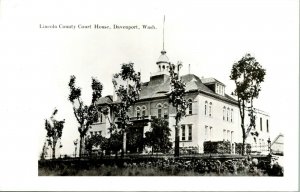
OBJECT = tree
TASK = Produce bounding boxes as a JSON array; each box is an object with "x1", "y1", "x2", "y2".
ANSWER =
[
  {"x1": 168, "y1": 62, "x2": 188, "y2": 157},
  {"x1": 112, "y1": 62, "x2": 141, "y2": 157},
  {"x1": 144, "y1": 117, "x2": 172, "y2": 154},
  {"x1": 105, "y1": 131, "x2": 123, "y2": 157},
  {"x1": 40, "y1": 141, "x2": 48, "y2": 160},
  {"x1": 68, "y1": 75, "x2": 104, "y2": 157},
  {"x1": 84, "y1": 134, "x2": 107, "y2": 157},
  {"x1": 230, "y1": 53, "x2": 266, "y2": 155},
  {"x1": 44, "y1": 109, "x2": 65, "y2": 159}
]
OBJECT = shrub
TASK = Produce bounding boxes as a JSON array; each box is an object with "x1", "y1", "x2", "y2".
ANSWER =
[
  {"x1": 203, "y1": 141, "x2": 231, "y2": 154},
  {"x1": 235, "y1": 143, "x2": 251, "y2": 155}
]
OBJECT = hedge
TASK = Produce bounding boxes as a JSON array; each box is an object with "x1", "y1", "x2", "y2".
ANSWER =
[
  {"x1": 203, "y1": 141, "x2": 231, "y2": 154},
  {"x1": 235, "y1": 143, "x2": 251, "y2": 155}
]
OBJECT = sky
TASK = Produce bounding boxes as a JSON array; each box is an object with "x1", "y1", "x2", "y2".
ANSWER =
[{"x1": 0, "y1": 0, "x2": 299, "y2": 191}]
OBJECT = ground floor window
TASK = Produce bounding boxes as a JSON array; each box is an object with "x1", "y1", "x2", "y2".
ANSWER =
[
  {"x1": 188, "y1": 124, "x2": 192, "y2": 141},
  {"x1": 181, "y1": 125, "x2": 185, "y2": 141}
]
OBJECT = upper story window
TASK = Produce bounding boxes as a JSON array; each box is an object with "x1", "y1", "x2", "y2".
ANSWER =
[
  {"x1": 141, "y1": 106, "x2": 147, "y2": 116},
  {"x1": 163, "y1": 103, "x2": 168, "y2": 119},
  {"x1": 209, "y1": 102, "x2": 212, "y2": 117},
  {"x1": 157, "y1": 104, "x2": 162, "y2": 118},
  {"x1": 230, "y1": 109, "x2": 233, "y2": 122},
  {"x1": 223, "y1": 106, "x2": 226, "y2": 120},
  {"x1": 98, "y1": 113, "x2": 105, "y2": 123},
  {"x1": 136, "y1": 106, "x2": 141, "y2": 117},
  {"x1": 227, "y1": 107, "x2": 229, "y2": 121},
  {"x1": 188, "y1": 99, "x2": 193, "y2": 115},
  {"x1": 266, "y1": 119, "x2": 269, "y2": 133},
  {"x1": 205, "y1": 101, "x2": 208, "y2": 116},
  {"x1": 260, "y1": 117, "x2": 263, "y2": 131}
]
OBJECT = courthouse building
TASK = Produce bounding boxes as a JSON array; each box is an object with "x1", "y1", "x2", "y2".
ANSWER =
[{"x1": 89, "y1": 49, "x2": 270, "y2": 154}]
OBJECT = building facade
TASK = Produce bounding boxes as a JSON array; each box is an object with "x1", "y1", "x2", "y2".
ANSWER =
[{"x1": 89, "y1": 49, "x2": 270, "y2": 154}]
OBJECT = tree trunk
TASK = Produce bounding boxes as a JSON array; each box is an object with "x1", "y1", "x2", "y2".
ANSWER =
[
  {"x1": 79, "y1": 136, "x2": 84, "y2": 158},
  {"x1": 52, "y1": 140, "x2": 57, "y2": 159},
  {"x1": 121, "y1": 132, "x2": 126, "y2": 158},
  {"x1": 52, "y1": 147, "x2": 56, "y2": 159},
  {"x1": 241, "y1": 100, "x2": 246, "y2": 156},
  {"x1": 242, "y1": 132, "x2": 246, "y2": 156},
  {"x1": 174, "y1": 119, "x2": 180, "y2": 157}
]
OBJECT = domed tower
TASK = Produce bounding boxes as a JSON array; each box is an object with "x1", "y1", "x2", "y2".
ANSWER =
[{"x1": 155, "y1": 49, "x2": 170, "y2": 75}]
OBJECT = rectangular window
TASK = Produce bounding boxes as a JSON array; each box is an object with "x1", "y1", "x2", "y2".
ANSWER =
[
  {"x1": 181, "y1": 125, "x2": 185, "y2": 141},
  {"x1": 209, "y1": 105, "x2": 212, "y2": 117},
  {"x1": 231, "y1": 131, "x2": 234, "y2": 143},
  {"x1": 266, "y1": 119, "x2": 269, "y2": 133},
  {"x1": 205, "y1": 105, "x2": 207, "y2": 115},
  {"x1": 227, "y1": 108, "x2": 229, "y2": 121},
  {"x1": 227, "y1": 130, "x2": 230, "y2": 141},
  {"x1": 230, "y1": 109, "x2": 233, "y2": 122},
  {"x1": 188, "y1": 124, "x2": 192, "y2": 141},
  {"x1": 205, "y1": 126, "x2": 208, "y2": 140},
  {"x1": 209, "y1": 127, "x2": 213, "y2": 141},
  {"x1": 260, "y1": 117, "x2": 262, "y2": 131}
]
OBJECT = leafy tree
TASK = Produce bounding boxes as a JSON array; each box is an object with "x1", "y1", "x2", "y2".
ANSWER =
[
  {"x1": 168, "y1": 62, "x2": 188, "y2": 157},
  {"x1": 68, "y1": 75, "x2": 104, "y2": 157},
  {"x1": 84, "y1": 134, "x2": 107, "y2": 157},
  {"x1": 144, "y1": 117, "x2": 172, "y2": 154},
  {"x1": 40, "y1": 141, "x2": 48, "y2": 160},
  {"x1": 44, "y1": 109, "x2": 65, "y2": 159},
  {"x1": 103, "y1": 131, "x2": 123, "y2": 157},
  {"x1": 230, "y1": 53, "x2": 266, "y2": 155},
  {"x1": 112, "y1": 63, "x2": 141, "y2": 157},
  {"x1": 126, "y1": 126, "x2": 144, "y2": 153}
]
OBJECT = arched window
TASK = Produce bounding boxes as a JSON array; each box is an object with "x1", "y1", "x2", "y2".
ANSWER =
[
  {"x1": 141, "y1": 106, "x2": 147, "y2": 116},
  {"x1": 209, "y1": 102, "x2": 212, "y2": 117},
  {"x1": 157, "y1": 104, "x2": 162, "y2": 118},
  {"x1": 223, "y1": 106, "x2": 226, "y2": 121},
  {"x1": 136, "y1": 106, "x2": 141, "y2": 117},
  {"x1": 100, "y1": 113, "x2": 103, "y2": 123},
  {"x1": 205, "y1": 101, "x2": 208, "y2": 116},
  {"x1": 230, "y1": 109, "x2": 233, "y2": 122},
  {"x1": 188, "y1": 99, "x2": 193, "y2": 115},
  {"x1": 163, "y1": 103, "x2": 168, "y2": 118}
]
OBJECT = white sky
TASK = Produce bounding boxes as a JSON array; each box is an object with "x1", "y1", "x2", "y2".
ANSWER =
[{"x1": 0, "y1": 0, "x2": 298, "y2": 191}]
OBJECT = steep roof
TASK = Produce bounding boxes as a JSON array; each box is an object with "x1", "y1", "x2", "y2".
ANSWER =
[
  {"x1": 138, "y1": 73, "x2": 238, "y2": 105},
  {"x1": 201, "y1": 77, "x2": 225, "y2": 86},
  {"x1": 95, "y1": 95, "x2": 113, "y2": 105}
]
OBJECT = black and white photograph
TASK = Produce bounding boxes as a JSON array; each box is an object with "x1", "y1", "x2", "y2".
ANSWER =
[{"x1": 0, "y1": 0, "x2": 298, "y2": 191}]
